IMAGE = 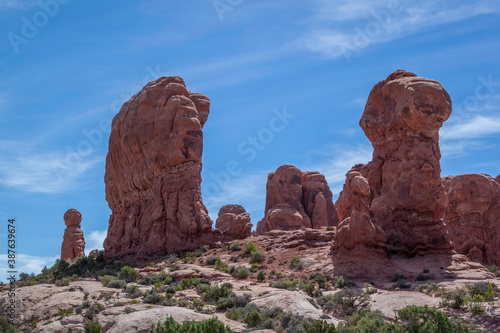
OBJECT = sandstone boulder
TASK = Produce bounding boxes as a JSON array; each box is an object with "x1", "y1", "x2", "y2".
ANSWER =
[
  {"x1": 103, "y1": 76, "x2": 214, "y2": 257},
  {"x1": 358, "y1": 70, "x2": 452, "y2": 256},
  {"x1": 215, "y1": 204, "x2": 252, "y2": 239},
  {"x1": 256, "y1": 165, "x2": 338, "y2": 234},
  {"x1": 61, "y1": 209, "x2": 85, "y2": 260},
  {"x1": 443, "y1": 173, "x2": 500, "y2": 265}
]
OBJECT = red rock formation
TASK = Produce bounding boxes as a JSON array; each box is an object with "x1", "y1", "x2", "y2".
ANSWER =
[
  {"x1": 61, "y1": 209, "x2": 85, "y2": 260},
  {"x1": 215, "y1": 204, "x2": 252, "y2": 239},
  {"x1": 103, "y1": 76, "x2": 214, "y2": 257},
  {"x1": 256, "y1": 165, "x2": 339, "y2": 234},
  {"x1": 443, "y1": 173, "x2": 500, "y2": 265},
  {"x1": 358, "y1": 70, "x2": 452, "y2": 256},
  {"x1": 332, "y1": 171, "x2": 389, "y2": 277},
  {"x1": 496, "y1": 175, "x2": 500, "y2": 184}
]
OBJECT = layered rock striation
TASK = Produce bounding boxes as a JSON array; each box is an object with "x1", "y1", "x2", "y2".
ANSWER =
[
  {"x1": 256, "y1": 165, "x2": 338, "y2": 234},
  {"x1": 61, "y1": 209, "x2": 85, "y2": 260},
  {"x1": 103, "y1": 76, "x2": 213, "y2": 257}
]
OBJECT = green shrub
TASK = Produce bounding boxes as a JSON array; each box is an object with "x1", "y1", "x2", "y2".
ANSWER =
[
  {"x1": 290, "y1": 256, "x2": 304, "y2": 270},
  {"x1": 486, "y1": 265, "x2": 499, "y2": 276},
  {"x1": 333, "y1": 276, "x2": 346, "y2": 289},
  {"x1": 273, "y1": 280, "x2": 297, "y2": 290},
  {"x1": 126, "y1": 285, "x2": 141, "y2": 298},
  {"x1": 144, "y1": 288, "x2": 164, "y2": 304},
  {"x1": 118, "y1": 266, "x2": 140, "y2": 282},
  {"x1": 310, "y1": 272, "x2": 329, "y2": 289},
  {"x1": 244, "y1": 309, "x2": 263, "y2": 327},
  {"x1": 467, "y1": 281, "x2": 496, "y2": 301},
  {"x1": 215, "y1": 258, "x2": 229, "y2": 272},
  {"x1": 206, "y1": 256, "x2": 220, "y2": 266},
  {"x1": 416, "y1": 273, "x2": 434, "y2": 281},
  {"x1": 231, "y1": 266, "x2": 250, "y2": 279},
  {"x1": 217, "y1": 293, "x2": 251, "y2": 310},
  {"x1": 151, "y1": 316, "x2": 231, "y2": 333},
  {"x1": 390, "y1": 272, "x2": 406, "y2": 282},
  {"x1": 202, "y1": 284, "x2": 234, "y2": 303},
  {"x1": 306, "y1": 320, "x2": 338, "y2": 333},
  {"x1": 305, "y1": 283, "x2": 316, "y2": 296},
  {"x1": 267, "y1": 255, "x2": 276, "y2": 264},
  {"x1": 84, "y1": 320, "x2": 102, "y2": 333},
  {"x1": 257, "y1": 271, "x2": 266, "y2": 282},
  {"x1": 179, "y1": 277, "x2": 199, "y2": 290},
  {"x1": 229, "y1": 241, "x2": 241, "y2": 252},
  {"x1": 107, "y1": 278, "x2": 126, "y2": 289},
  {"x1": 440, "y1": 288, "x2": 467, "y2": 309},
  {"x1": 467, "y1": 294, "x2": 485, "y2": 315},
  {"x1": 250, "y1": 251, "x2": 266, "y2": 264},
  {"x1": 55, "y1": 278, "x2": 70, "y2": 287},
  {"x1": 58, "y1": 308, "x2": 74, "y2": 317},
  {"x1": 393, "y1": 277, "x2": 410, "y2": 290},
  {"x1": 99, "y1": 275, "x2": 114, "y2": 287},
  {"x1": 398, "y1": 305, "x2": 456, "y2": 333},
  {"x1": 243, "y1": 241, "x2": 257, "y2": 255},
  {"x1": 327, "y1": 288, "x2": 370, "y2": 315},
  {"x1": 415, "y1": 282, "x2": 439, "y2": 295}
]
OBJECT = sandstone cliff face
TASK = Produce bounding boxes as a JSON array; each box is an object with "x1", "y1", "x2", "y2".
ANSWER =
[
  {"x1": 61, "y1": 209, "x2": 85, "y2": 260},
  {"x1": 103, "y1": 76, "x2": 213, "y2": 257},
  {"x1": 443, "y1": 173, "x2": 500, "y2": 265},
  {"x1": 256, "y1": 165, "x2": 339, "y2": 234},
  {"x1": 358, "y1": 70, "x2": 452, "y2": 256},
  {"x1": 215, "y1": 204, "x2": 252, "y2": 239}
]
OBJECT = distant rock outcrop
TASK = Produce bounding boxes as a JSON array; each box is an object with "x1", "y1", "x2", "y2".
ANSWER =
[
  {"x1": 256, "y1": 165, "x2": 339, "y2": 234},
  {"x1": 357, "y1": 70, "x2": 452, "y2": 256},
  {"x1": 61, "y1": 209, "x2": 85, "y2": 260},
  {"x1": 103, "y1": 76, "x2": 214, "y2": 257},
  {"x1": 215, "y1": 204, "x2": 252, "y2": 239},
  {"x1": 332, "y1": 171, "x2": 389, "y2": 277},
  {"x1": 443, "y1": 173, "x2": 500, "y2": 265}
]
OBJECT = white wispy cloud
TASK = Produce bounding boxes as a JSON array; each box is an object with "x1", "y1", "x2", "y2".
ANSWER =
[
  {"x1": 0, "y1": 140, "x2": 102, "y2": 193},
  {"x1": 299, "y1": 0, "x2": 500, "y2": 59},
  {"x1": 0, "y1": 254, "x2": 58, "y2": 282},
  {"x1": 0, "y1": 0, "x2": 39, "y2": 10},
  {"x1": 85, "y1": 230, "x2": 107, "y2": 255},
  {"x1": 441, "y1": 115, "x2": 500, "y2": 140}
]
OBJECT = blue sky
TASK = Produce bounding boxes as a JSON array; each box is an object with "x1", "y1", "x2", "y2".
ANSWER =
[{"x1": 0, "y1": 0, "x2": 499, "y2": 280}]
